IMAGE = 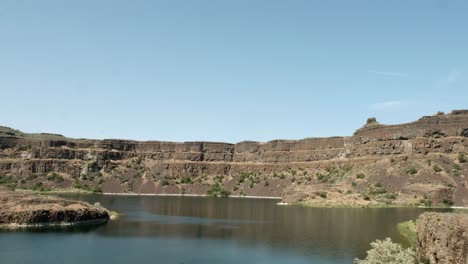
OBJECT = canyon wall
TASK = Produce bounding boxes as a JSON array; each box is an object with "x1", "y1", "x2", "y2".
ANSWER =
[{"x1": 0, "y1": 110, "x2": 467, "y2": 206}]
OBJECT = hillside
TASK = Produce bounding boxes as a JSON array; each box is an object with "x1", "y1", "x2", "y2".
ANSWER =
[{"x1": 1, "y1": 110, "x2": 467, "y2": 206}]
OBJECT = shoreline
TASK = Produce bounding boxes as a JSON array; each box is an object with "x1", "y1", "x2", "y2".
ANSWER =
[
  {"x1": 0, "y1": 218, "x2": 109, "y2": 230},
  {"x1": 102, "y1": 192, "x2": 282, "y2": 200},
  {"x1": 11, "y1": 188, "x2": 468, "y2": 209}
]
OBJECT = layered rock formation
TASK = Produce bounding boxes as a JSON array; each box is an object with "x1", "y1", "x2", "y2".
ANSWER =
[
  {"x1": 416, "y1": 212, "x2": 468, "y2": 264},
  {"x1": 0, "y1": 187, "x2": 109, "y2": 228},
  {"x1": 0, "y1": 110, "x2": 467, "y2": 206}
]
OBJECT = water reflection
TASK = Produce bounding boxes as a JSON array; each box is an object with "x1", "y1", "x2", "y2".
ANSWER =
[{"x1": 58, "y1": 194, "x2": 449, "y2": 259}]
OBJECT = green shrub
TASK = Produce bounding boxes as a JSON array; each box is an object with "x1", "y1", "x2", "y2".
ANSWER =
[
  {"x1": 356, "y1": 173, "x2": 365, "y2": 179},
  {"x1": 351, "y1": 182, "x2": 357, "y2": 187},
  {"x1": 318, "y1": 192, "x2": 327, "y2": 199},
  {"x1": 249, "y1": 181, "x2": 254, "y2": 188},
  {"x1": 134, "y1": 157, "x2": 143, "y2": 165},
  {"x1": 316, "y1": 173, "x2": 326, "y2": 181},
  {"x1": 432, "y1": 165, "x2": 442, "y2": 172},
  {"x1": 346, "y1": 190, "x2": 353, "y2": 195},
  {"x1": 369, "y1": 187, "x2": 387, "y2": 195},
  {"x1": 453, "y1": 164, "x2": 461, "y2": 171},
  {"x1": 160, "y1": 179, "x2": 169, "y2": 186},
  {"x1": 0, "y1": 175, "x2": 13, "y2": 185},
  {"x1": 405, "y1": 167, "x2": 418, "y2": 175},
  {"x1": 363, "y1": 194, "x2": 370, "y2": 201},
  {"x1": 374, "y1": 182, "x2": 382, "y2": 188},
  {"x1": 47, "y1": 173, "x2": 64, "y2": 182},
  {"x1": 354, "y1": 238, "x2": 416, "y2": 264},
  {"x1": 426, "y1": 159, "x2": 432, "y2": 166},
  {"x1": 207, "y1": 183, "x2": 230, "y2": 197},
  {"x1": 181, "y1": 177, "x2": 192, "y2": 184},
  {"x1": 442, "y1": 198, "x2": 454, "y2": 206},
  {"x1": 458, "y1": 153, "x2": 467, "y2": 163},
  {"x1": 238, "y1": 173, "x2": 250, "y2": 183},
  {"x1": 419, "y1": 195, "x2": 432, "y2": 207}
]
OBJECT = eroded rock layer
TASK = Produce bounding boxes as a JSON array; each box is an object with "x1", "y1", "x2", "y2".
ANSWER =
[{"x1": 0, "y1": 110, "x2": 467, "y2": 206}]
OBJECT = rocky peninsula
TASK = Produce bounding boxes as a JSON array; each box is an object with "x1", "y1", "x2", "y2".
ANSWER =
[
  {"x1": 0, "y1": 110, "x2": 467, "y2": 207},
  {"x1": 0, "y1": 187, "x2": 109, "y2": 228}
]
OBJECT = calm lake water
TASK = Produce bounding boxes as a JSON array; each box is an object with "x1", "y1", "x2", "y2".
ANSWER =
[{"x1": 0, "y1": 194, "x2": 448, "y2": 264}]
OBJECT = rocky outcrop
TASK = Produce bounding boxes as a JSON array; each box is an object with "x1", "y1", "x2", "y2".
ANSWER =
[
  {"x1": 0, "y1": 188, "x2": 109, "y2": 227},
  {"x1": 0, "y1": 110, "x2": 467, "y2": 206},
  {"x1": 416, "y1": 212, "x2": 468, "y2": 264}
]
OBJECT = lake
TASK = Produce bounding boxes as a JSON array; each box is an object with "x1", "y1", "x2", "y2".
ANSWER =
[{"x1": 0, "y1": 194, "x2": 447, "y2": 264}]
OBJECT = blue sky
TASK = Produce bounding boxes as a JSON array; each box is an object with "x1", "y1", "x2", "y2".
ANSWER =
[{"x1": 0, "y1": 0, "x2": 467, "y2": 142}]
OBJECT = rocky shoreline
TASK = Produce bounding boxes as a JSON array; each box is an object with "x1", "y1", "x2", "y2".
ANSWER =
[{"x1": 0, "y1": 188, "x2": 110, "y2": 229}]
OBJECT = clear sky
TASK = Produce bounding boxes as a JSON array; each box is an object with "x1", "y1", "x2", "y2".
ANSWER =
[{"x1": 1, "y1": 0, "x2": 467, "y2": 143}]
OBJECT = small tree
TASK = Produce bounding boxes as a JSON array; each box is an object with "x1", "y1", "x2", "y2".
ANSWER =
[{"x1": 354, "y1": 238, "x2": 416, "y2": 264}]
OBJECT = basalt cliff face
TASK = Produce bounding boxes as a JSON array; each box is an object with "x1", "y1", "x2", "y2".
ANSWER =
[{"x1": 1, "y1": 110, "x2": 467, "y2": 206}]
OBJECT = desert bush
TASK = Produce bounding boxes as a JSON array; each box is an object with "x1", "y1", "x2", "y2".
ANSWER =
[
  {"x1": 160, "y1": 179, "x2": 169, "y2": 186},
  {"x1": 356, "y1": 173, "x2": 365, "y2": 179},
  {"x1": 318, "y1": 192, "x2": 327, "y2": 199},
  {"x1": 442, "y1": 197, "x2": 454, "y2": 206},
  {"x1": 181, "y1": 177, "x2": 192, "y2": 184},
  {"x1": 458, "y1": 153, "x2": 467, "y2": 163},
  {"x1": 354, "y1": 238, "x2": 416, "y2": 264},
  {"x1": 207, "y1": 182, "x2": 230, "y2": 197},
  {"x1": 419, "y1": 195, "x2": 432, "y2": 207},
  {"x1": 405, "y1": 167, "x2": 418, "y2": 175},
  {"x1": 432, "y1": 165, "x2": 442, "y2": 172}
]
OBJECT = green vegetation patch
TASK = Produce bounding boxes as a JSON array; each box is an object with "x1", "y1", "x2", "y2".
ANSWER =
[
  {"x1": 458, "y1": 153, "x2": 467, "y2": 163},
  {"x1": 316, "y1": 165, "x2": 353, "y2": 183},
  {"x1": 207, "y1": 183, "x2": 230, "y2": 197},
  {"x1": 356, "y1": 173, "x2": 365, "y2": 179},
  {"x1": 432, "y1": 165, "x2": 442, "y2": 173},
  {"x1": 405, "y1": 166, "x2": 418, "y2": 175},
  {"x1": 47, "y1": 173, "x2": 64, "y2": 182},
  {"x1": 397, "y1": 220, "x2": 417, "y2": 248},
  {"x1": 180, "y1": 177, "x2": 192, "y2": 184}
]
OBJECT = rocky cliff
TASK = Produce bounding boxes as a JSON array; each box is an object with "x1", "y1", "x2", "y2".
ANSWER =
[
  {"x1": 416, "y1": 212, "x2": 468, "y2": 264},
  {"x1": 0, "y1": 110, "x2": 467, "y2": 206}
]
